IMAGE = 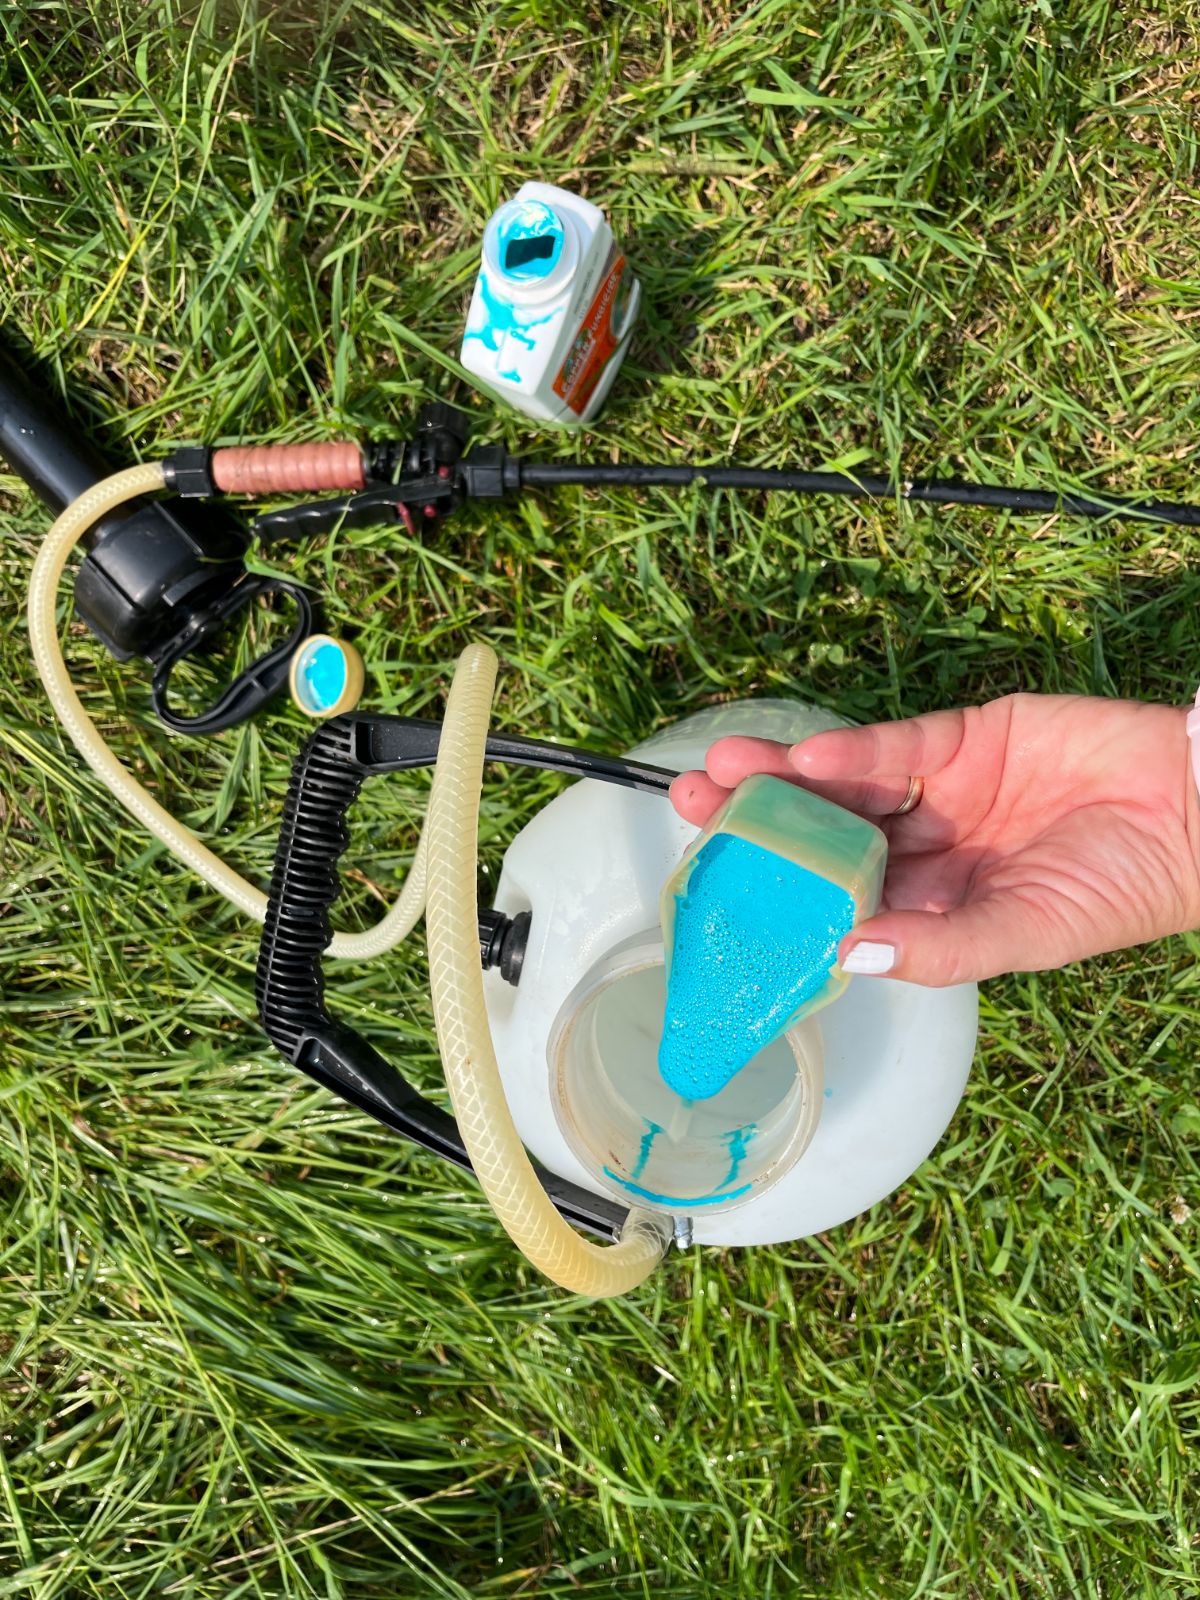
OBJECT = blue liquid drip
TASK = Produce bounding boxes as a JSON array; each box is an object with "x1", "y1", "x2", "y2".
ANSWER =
[
  {"x1": 631, "y1": 1119, "x2": 662, "y2": 1180},
  {"x1": 659, "y1": 834, "x2": 855, "y2": 1101},
  {"x1": 463, "y1": 272, "x2": 558, "y2": 379},
  {"x1": 600, "y1": 1116, "x2": 758, "y2": 1208},
  {"x1": 719, "y1": 1124, "x2": 754, "y2": 1190},
  {"x1": 297, "y1": 641, "x2": 347, "y2": 713},
  {"x1": 601, "y1": 1164, "x2": 754, "y2": 1208}
]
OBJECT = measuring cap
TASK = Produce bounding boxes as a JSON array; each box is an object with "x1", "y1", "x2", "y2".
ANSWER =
[{"x1": 288, "y1": 634, "x2": 364, "y2": 719}]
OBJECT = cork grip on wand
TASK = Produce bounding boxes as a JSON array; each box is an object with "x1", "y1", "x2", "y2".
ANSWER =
[{"x1": 210, "y1": 442, "x2": 367, "y2": 495}]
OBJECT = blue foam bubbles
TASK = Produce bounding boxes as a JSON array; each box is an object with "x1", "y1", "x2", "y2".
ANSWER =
[{"x1": 658, "y1": 833, "x2": 855, "y2": 1101}]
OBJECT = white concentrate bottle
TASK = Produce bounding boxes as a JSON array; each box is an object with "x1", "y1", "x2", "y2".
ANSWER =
[{"x1": 460, "y1": 182, "x2": 640, "y2": 426}]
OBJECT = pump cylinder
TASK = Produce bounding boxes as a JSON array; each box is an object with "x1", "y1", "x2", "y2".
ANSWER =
[{"x1": 0, "y1": 342, "x2": 110, "y2": 512}]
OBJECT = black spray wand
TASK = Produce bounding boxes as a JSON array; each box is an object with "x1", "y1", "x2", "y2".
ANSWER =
[{"x1": 9, "y1": 346, "x2": 1200, "y2": 741}]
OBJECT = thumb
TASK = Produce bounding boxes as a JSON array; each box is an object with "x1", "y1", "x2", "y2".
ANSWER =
[{"x1": 839, "y1": 897, "x2": 1048, "y2": 987}]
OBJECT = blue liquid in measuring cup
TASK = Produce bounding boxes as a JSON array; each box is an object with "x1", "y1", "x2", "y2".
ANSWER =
[{"x1": 659, "y1": 833, "x2": 855, "y2": 1101}]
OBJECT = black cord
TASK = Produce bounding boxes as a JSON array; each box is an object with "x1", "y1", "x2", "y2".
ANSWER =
[{"x1": 517, "y1": 462, "x2": 1200, "y2": 527}]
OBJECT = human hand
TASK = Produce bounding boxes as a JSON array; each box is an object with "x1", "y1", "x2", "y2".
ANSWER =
[{"x1": 670, "y1": 695, "x2": 1200, "y2": 986}]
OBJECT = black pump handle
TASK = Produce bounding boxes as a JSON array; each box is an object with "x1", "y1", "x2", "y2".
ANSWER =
[{"x1": 255, "y1": 713, "x2": 673, "y2": 1240}]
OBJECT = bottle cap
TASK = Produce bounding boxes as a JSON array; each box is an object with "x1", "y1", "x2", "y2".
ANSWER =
[{"x1": 288, "y1": 635, "x2": 364, "y2": 718}]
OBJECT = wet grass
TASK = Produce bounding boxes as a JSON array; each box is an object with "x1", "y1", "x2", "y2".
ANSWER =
[{"x1": 4, "y1": 1, "x2": 1200, "y2": 1594}]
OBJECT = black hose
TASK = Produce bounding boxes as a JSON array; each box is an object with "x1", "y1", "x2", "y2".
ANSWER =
[{"x1": 517, "y1": 461, "x2": 1200, "y2": 527}]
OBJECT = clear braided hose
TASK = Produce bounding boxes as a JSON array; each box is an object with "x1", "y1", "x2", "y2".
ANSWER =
[
  {"x1": 29, "y1": 471, "x2": 667, "y2": 1291},
  {"x1": 26, "y1": 463, "x2": 425, "y2": 960},
  {"x1": 424, "y1": 642, "x2": 668, "y2": 1296}
]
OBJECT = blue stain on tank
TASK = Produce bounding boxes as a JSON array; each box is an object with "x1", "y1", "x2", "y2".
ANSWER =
[
  {"x1": 601, "y1": 1165, "x2": 754, "y2": 1208},
  {"x1": 600, "y1": 1116, "x2": 756, "y2": 1208},
  {"x1": 659, "y1": 833, "x2": 855, "y2": 1102},
  {"x1": 630, "y1": 1118, "x2": 662, "y2": 1181},
  {"x1": 719, "y1": 1124, "x2": 755, "y2": 1190}
]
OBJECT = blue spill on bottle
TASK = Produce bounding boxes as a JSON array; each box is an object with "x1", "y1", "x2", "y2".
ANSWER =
[
  {"x1": 659, "y1": 833, "x2": 855, "y2": 1102},
  {"x1": 462, "y1": 273, "x2": 560, "y2": 377}
]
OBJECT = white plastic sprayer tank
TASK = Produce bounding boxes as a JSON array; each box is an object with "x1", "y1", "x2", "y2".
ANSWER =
[{"x1": 484, "y1": 700, "x2": 978, "y2": 1247}]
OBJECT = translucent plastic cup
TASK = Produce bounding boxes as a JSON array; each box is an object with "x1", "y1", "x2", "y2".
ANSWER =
[{"x1": 548, "y1": 931, "x2": 823, "y2": 1216}]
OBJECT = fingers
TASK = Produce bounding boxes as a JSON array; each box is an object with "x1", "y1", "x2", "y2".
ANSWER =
[
  {"x1": 670, "y1": 770, "x2": 730, "y2": 827},
  {"x1": 669, "y1": 739, "x2": 887, "y2": 827},
  {"x1": 791, "y1": 709, "x2": 968, "y2": 783},
  {"x1": 671, "y1": 740, "x2": 793, "y2": 826},
  {"x1": 670, "y1": 711, "x2": 972, "y2": 829},
  {"x1": 705, "y1": 736, "x2": 796, "y2": 789},
  {"x1": 702, "y1": 734, "x2": 915, "y2": 817},
  {"x1": 839, "y1": 894, "x2": 1049, "y2": 986}
]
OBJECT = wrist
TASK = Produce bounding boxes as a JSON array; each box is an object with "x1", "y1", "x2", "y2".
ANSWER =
[{"x1": 1188, "y1": 688, "x2": 1200, "y2": 803}]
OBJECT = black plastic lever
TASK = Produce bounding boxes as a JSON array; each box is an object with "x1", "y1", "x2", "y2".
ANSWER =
[
  {"x1": 255, "y1": 712, "x2": 674, "y2": 1242},
  {"x1": 356, "y1": 716, "x2": 675, "y2": 797},
  {"x1": 254, "y1": 476, "x2": 458, "y2": 546},
  {"x1": 149, "y1": 575, "x2": 316, "y2": 735}
]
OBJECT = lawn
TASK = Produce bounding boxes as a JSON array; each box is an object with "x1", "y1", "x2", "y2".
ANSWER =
[{"x1": 4, "y1": 1, "x2": 1200, "y2": 1594}]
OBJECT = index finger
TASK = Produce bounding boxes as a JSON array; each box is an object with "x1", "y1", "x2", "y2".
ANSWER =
[{"x1": 791, "y1": 710, "x2": 968, "y2": 782}]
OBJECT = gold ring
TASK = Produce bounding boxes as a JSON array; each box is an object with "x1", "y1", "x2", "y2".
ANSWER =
[{"x1": 892, "y1": 775, "x2": 925, "y2": 816}]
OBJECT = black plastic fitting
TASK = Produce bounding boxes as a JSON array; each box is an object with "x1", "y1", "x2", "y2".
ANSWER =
[
  {"x1": 478, "y1": 907, "x2": 532, "y2": 986},
  {"x1": 456, "y1": 444, "x2": 523, "y2": 499},
  {"x1": 162, "y1": 446, "x2": 216, "y2": 498}
]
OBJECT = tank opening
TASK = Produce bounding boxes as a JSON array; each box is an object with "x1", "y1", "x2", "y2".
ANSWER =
[
  {"x1": 505, "y1": 235, "x2": 557, "y2": 272},
  {"x1": 551, "y1": 948, "x2": 821, "y2": 1215}
]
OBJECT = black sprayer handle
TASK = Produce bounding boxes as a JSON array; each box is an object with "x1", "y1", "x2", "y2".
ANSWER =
[
  {"x1": 149, "y1": 575, "x2": 316, "y2": 736},
  {"x1": 254, "y1": 718, "x2": 449, "y2": 1136},
  {"x1": 255, "y1": 714, "x2": 647, "y2": 1241}
]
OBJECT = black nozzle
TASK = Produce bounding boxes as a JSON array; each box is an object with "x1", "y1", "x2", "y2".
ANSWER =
[{"x1": 0, "y1": 338, "x2": 251, "y2": 662}]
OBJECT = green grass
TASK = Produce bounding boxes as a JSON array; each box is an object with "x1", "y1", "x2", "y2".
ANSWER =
[{"x1": 4, "y1": 0, "x2": 1200, "y2": 1593}]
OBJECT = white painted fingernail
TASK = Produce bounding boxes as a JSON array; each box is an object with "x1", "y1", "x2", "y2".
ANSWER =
[{"x1": 841, "y1": 941, "x2": 896, "y2": 976}]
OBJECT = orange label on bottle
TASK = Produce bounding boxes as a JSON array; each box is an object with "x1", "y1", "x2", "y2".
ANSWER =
[{"x1": 552, "y1": 247, "x2": 627, "y2": 414}]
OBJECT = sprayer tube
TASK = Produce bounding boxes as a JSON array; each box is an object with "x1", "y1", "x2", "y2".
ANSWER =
[
  {"x1": 423, "y1": 644, "x2": 669, "y2": 1295},
  {"x1": 516, "y1": 461, "x2": 1200, "y2": 526},
  {"x1": 26, "y1": 464, "x2": 428, "y2": 962}
]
